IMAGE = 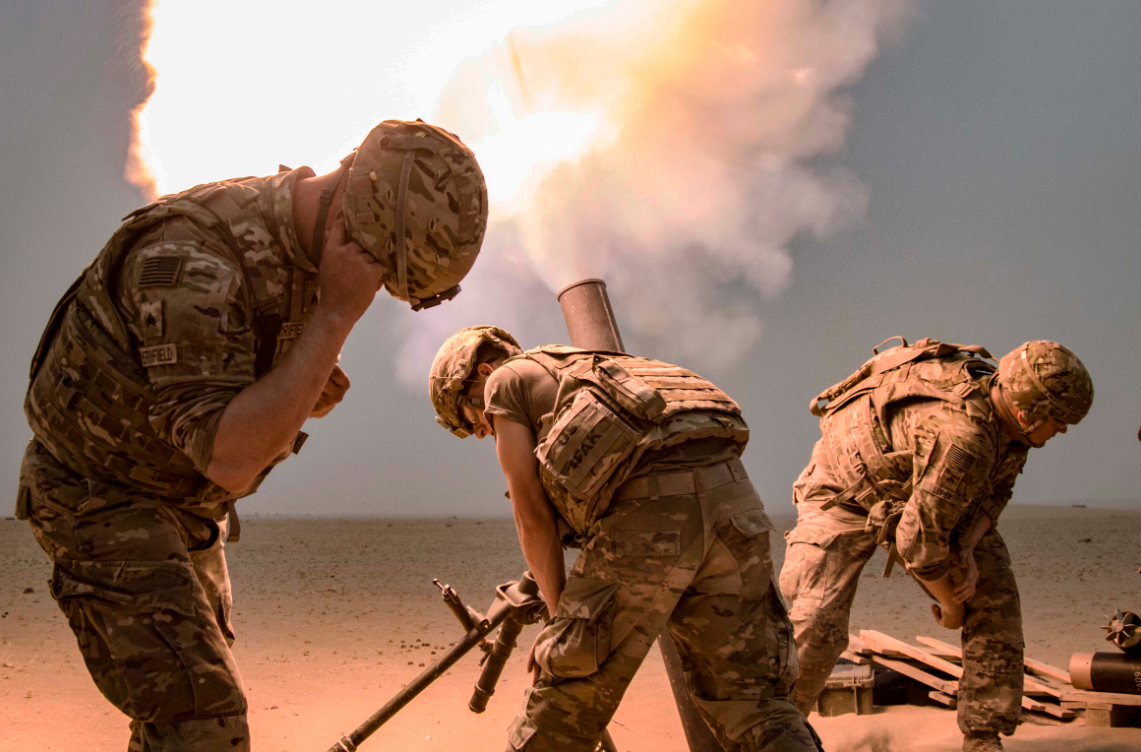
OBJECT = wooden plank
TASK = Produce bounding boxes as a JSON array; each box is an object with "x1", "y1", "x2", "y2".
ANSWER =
[
  {"x1": 1061, "y1": 690, "x2": 1141, "y2": 707},
  {"x1": 916, "y1": 636, "x2": 1068, "y2": 700},
  {"x1": 866, "y1": 654, "x2": 957, "y2": 694},
  {"x1": 1039, "y1": 703, "x2": 1076, "y2": 720},
  {"x1": 861, "y1": 630, "x2": 964, "y2": 678},
  {"x1": 840, "y1": 634, "x2": 871, "y2": 665},
  {"x1": 861, "y1": 631, "x2": 1053, "y2": 715},
  {"x1": 929, "y1": 691, "x2": 957, "y2": 708},
  {"x1": 915, "y1": 636, "x2": 962, "y2": 660},
  {"x1": 1025, "y1": 657, "x2": 1071, "y2": 685}
]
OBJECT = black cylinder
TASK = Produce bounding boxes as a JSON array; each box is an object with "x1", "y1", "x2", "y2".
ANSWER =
[
  {"x1": 1070, "y1": 652, "x2": 1141, "y2": 694},
  {"x1": 470, "y1": 617, "x2": 526, "y2": 713}
]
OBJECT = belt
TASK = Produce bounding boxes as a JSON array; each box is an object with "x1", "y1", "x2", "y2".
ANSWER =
[{"x1": 613, "y1": 458, "x2": 746, "y2": 502}]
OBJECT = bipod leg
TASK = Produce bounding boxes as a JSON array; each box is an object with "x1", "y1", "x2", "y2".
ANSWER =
[{"x1": 327, "y1": 607, "x2": 510, "y2": 752}]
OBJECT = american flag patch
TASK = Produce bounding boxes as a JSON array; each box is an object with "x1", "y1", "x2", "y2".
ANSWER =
[
  {"x1": 138, "y1": 256, "x2": 183, "y2": 288},
  {"x1": 945, "y1": 444, "x2": 977, "y2": 472}
]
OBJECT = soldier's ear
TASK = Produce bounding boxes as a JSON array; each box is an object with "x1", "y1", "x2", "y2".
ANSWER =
[{"x1": 477, "y1": 362, "x2": 495, "y2": 378}]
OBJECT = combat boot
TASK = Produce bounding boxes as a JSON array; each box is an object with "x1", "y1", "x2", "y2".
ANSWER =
[{"x1": 962, "y1": 731, "x2": 1003, "y2": 752}]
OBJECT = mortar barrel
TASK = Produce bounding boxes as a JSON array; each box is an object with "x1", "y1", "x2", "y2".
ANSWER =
[{"x1": 557, "y1": 279, "x2": 625, "y2": 352}]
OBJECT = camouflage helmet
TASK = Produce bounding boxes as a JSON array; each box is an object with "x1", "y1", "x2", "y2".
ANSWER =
[
  {"x1": 997, "y1": 341, "x2": 1093, "y2": 434},
  {"x1": 430, "y1": 326, "x2": 522, "y2": 438},
  {"x1": 344, "y1": 120, "x2": 489, "y2": 311}
]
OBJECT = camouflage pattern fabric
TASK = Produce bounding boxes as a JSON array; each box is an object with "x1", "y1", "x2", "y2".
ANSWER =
[
  {"x1": 508, "y1": 461, "x2": 820, "y2": 752},
  {"x1": 429, "y1": 325, "x2": 522, "y2": 437},
  {"x1": 517, "y1": 346, "x2": 750, "y2": 535},
  {"x1": 779, "y1": 497, "x2": 1022, "y2": 736},
  {"x1": 25, "y1": 166, "x2": 316, "y2": 515},
  {"x1": 996, "y1": 340, "x2": 1093, "y2": 430},
  {"x1": 345, "y1": 120, "x2": 488, "y2": 306},
  {"x1": 20, "y1": 441, "x2": 248, "y2": 751},
  {"x1": 780, "y1": 391, "x2": 1029, "y2": 737}
]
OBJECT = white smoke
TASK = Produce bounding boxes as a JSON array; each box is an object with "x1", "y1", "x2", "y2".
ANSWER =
[{"x1": 400, "y1": 0, "x2": 912, "y2": 381}]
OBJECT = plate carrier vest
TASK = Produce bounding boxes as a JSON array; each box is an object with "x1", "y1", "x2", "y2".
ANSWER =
[
  {"x1": 808, "y1": 337, "x2": 1000, "y2": 534},
  {"x1": 515, "y1": 346, "x2": 749, "y2": 534},
  {"x1": 25, "y1": 180, "x2": 302, "y2": 510}
]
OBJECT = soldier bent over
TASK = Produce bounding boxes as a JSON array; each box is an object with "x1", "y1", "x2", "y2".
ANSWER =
[
  {"x1": 430, "y1": 326, "x2": 822, "y2": 752},
  {"x1": 778, "y1": 338, "x2": 1093, "y2": 752},
  {"x1": 18, "y1": 121, "x2": 488, "y2": 750}
]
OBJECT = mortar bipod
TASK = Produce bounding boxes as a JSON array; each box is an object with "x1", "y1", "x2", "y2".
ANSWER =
[{"x1": 325, "y1": 571, "x2": 618, "y2": 752}]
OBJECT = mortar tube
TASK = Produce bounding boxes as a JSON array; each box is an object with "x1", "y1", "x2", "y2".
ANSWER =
[
  {"x1": 556, "y1": 278, "x2": 726, "y2": 752},
  {"x1": 557, "y1": 279, "x2": 626, "y2": 352}
]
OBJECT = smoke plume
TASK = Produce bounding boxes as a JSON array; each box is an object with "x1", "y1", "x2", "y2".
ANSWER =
[{"x1": 402, "y1": 0, "x2": 912, "y2": 380}]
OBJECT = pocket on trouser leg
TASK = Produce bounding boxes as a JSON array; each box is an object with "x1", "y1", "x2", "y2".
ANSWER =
[
  {"x1": 131, "y1": 714, "x2": 250, "y2": 752},
  {"x1": 190, "y1": 537, "x2": 236, "y2": 644},
  {"x1": 50, "y1": 559, "x2": 246, "y2": 722},
  {"x1": 534, "y1": 578, "x2": 620, "y2": 679},
  {"x1": 507, "y1": 715, "x2": 539, "y2": 751}
]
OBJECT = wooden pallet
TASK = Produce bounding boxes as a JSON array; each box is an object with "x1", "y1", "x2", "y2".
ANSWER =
[
  {"x1": 850, "y1": 630, "x2": 1076, "y2": 721},
  {"x1": 1060, "y1": 690, "x2": 1141, "y2": 728}
]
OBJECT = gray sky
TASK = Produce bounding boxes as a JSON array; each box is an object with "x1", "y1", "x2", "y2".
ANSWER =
[{"x1": 1, "y1": 0, "x2": 1138, "y2": 518}]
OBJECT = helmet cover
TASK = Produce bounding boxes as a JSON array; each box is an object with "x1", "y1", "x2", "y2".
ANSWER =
[
  {"x1": 430, "y1": 326, "x2": 522, "y2": 437},
  {"x1": 997, "y1": 340, "x2": 1093, "y2": 430},
  {"x1": 344, "y1": 120, "x2": 489, "y2": 310}
]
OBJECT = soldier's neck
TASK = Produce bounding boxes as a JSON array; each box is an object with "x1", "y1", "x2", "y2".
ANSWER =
[
  {"x1": 293, "y1": 167, "x2": 343, "y2": 257},
  {"x1": 989, "y1": 383, "x2": 1025, "y2": 442}
]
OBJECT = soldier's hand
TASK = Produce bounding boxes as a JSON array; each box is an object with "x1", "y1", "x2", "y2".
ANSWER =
[
  {"x1": 525, "y1": 635, "x2": 541, "y2": 686},
  {"x1": 317, "y1": 218, "x2": 386, "y2": 325},
  {"x1": 310, "y1": 364, "x2": 350, "y2": 418},
  {"x1": 952, "y1": 548, "x2": 979, "y2": 604},
  {"x1": 931, "y1": 601, "x2": 965, "y2": 630}
]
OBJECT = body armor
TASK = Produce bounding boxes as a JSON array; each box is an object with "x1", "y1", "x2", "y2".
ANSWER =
[
  {"x1": 809, "y1": 338, "x2": 1000, "y2": 531},
  {"x1": 515, "y1": 346, "x2": 749, "y2": 533},
  {"x1": 25, "y1": 180, "x2": 305, "y2": 511}
]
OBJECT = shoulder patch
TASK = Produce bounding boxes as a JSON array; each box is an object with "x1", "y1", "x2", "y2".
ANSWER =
[
  {"x1": 139, "y1": 343, "x2": 179, "y2": 367},
  {"x1": 138, "y1": 256, "x2": 184, "y2": 288},
  {"x1": 944, "y1": 444, "x2": 978, "y2": 473}
]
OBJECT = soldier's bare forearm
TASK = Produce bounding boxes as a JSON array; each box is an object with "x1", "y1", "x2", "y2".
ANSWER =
[
  {"x1": 495, "y1": 418, "x2": 567, "y2": 616},
  {"x1": 206, "y1": 308, "x2": 354, "y2": 492},
  {"x1": 959, "y1": 511, "x2": 992, "y2": 553},
  {"x1": 921, "y1": 570, "x2": 966, "y2": 629}
]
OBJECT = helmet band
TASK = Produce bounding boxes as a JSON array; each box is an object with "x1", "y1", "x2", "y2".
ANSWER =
[
  {"x1": 1019, "y1": 345, "x2": 1081, "y2": 423},
  {"x1": 394, "y1": 149, "x2": 415, "y2": 304}
]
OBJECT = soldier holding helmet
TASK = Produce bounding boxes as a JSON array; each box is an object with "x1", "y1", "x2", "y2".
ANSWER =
[{"x1": 17, "y1": 120, "x2": 487, "y2": 751}]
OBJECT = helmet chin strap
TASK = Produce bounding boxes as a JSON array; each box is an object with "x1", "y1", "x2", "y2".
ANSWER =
[{"x1": 308, "y1": 153, "x2": 356, "y2": 268}]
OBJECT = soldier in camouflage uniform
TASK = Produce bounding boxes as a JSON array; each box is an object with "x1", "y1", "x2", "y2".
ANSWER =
[
  {"x1": 18, "y1": 120, "x2": 488, "y2": 751},
  {"x1": 430, "y1": 326, "x2": 823, "y2": 752},
  {"x1": 778, "y1": 338, "x2": 1093, "y2": 752}
]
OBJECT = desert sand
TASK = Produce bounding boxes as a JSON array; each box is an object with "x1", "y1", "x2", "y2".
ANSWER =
[{"x1": 2, "y1": 505, "x2": 1140, "y2": 752}]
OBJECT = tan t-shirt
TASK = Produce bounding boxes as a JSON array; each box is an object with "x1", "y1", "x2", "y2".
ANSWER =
[{"x1": 484, "y1": 357, "x2": 739, "y2": 478}]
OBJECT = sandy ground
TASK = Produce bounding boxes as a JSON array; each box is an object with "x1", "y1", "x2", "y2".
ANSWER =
[{"x1": 2, "y1": 505, "x2": 1140, "y2": 752}]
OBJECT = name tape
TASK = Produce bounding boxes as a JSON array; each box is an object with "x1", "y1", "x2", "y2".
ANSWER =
[{"x1": 140, "y1": 343, "x2": 179, "y2": 368}]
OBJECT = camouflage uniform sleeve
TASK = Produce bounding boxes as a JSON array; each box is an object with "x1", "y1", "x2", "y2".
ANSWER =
[
  {"x1": 977, "y1": 444, "x2": 1029, "y2": 523},
  {"x1": 119, "y1": 241, "x2": 256, "y2": 473},
  {"x1": 894, "y1": 408, "x2": 1000, "y2": 580}
]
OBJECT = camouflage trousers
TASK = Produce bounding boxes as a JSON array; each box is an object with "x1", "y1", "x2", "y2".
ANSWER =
[
  {"x1": 779, "y1": 499, "x2": 1024, "y2": 737},
  {"x1": 18, "y1": 441, "x2": 249, "y2": 751},
  {"x1": 511, "y1": 459, "x2": 821, "y2": 752}
]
